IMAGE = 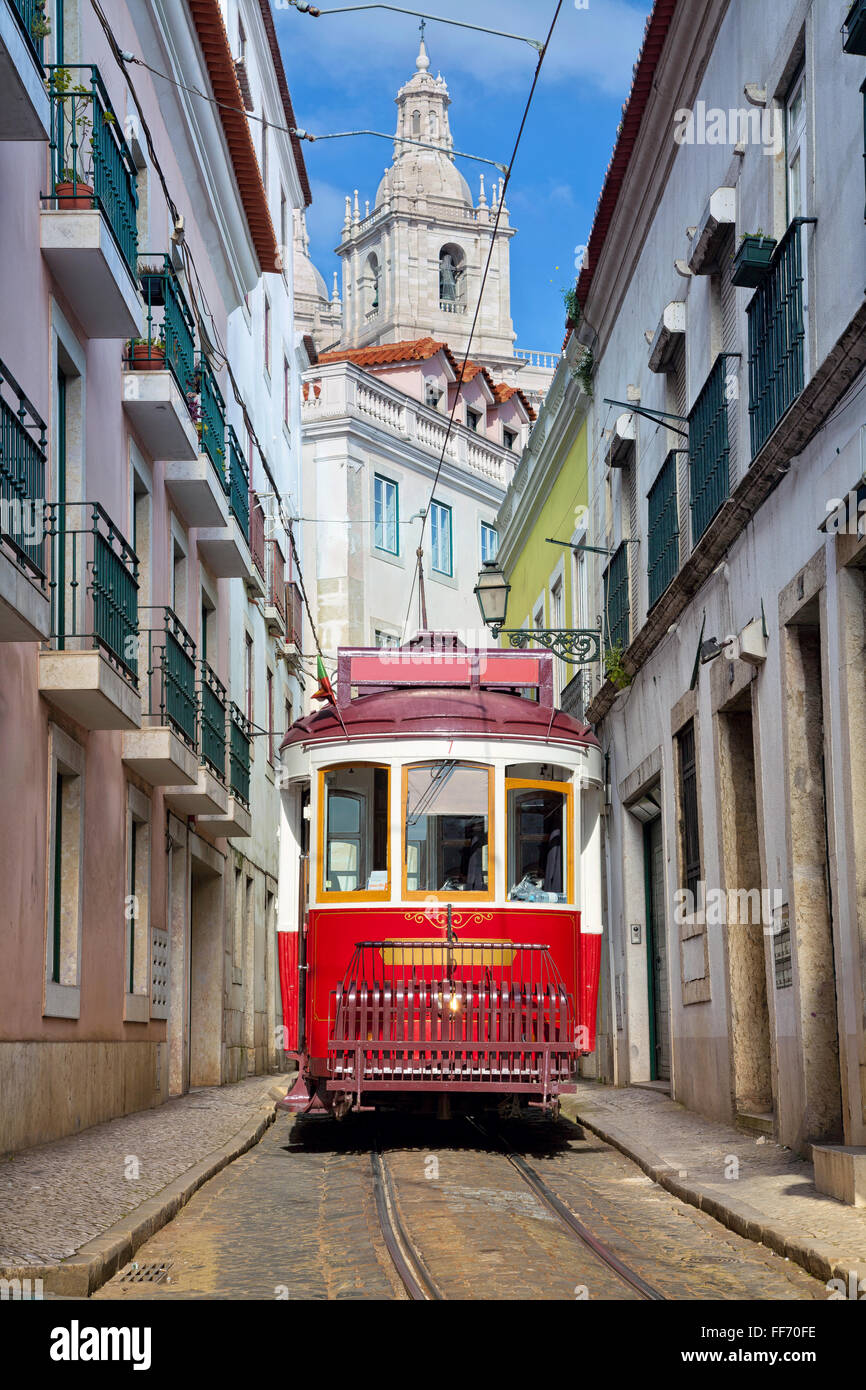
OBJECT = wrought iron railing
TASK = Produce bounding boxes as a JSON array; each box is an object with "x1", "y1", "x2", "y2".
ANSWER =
[
  {"x1": 128, "y1": 255, "x2": 196, "y2": 398},
  {"x1": 198, "y1": 659, "x2": 227, "y2": 779},
  {"x1": 46, "y1": 65, "x2": 139, "y2": 276},
  {"x1": 9, "y1": 0, "x2": 48, "y2": 64},
  {"x1": 197, "y1": 354, "x2": 226, "y2": 482},
  {"x1": 226, "y1": 426, "x2": 250, "y2": 541},
  {"x1": 140, "y1": 606, "x2": 197, "y2": 748},
  {"x1": 0, "y1": 355, "x2": 47, "y2": 581},
  {"x1": 747, "y1": 218, "x2": 815, "y2": 458},
  {"x1": 228, "y1": 702, "x2": 251, "y2": 807},
  {"x1": 286, "y1": 579, "x2": 303, "y2": 649},
  {"x1": 689, "y1": 353, "x2": 738, "y2": 544},
  {"x1": 250, "y1": 490, "x2": 266, "y2": 579},
  {"x1": 45, "y1": 502, "x2": 139, "y2": 683},
  {"x1": 327, "y1": 940, "x2": 575, "y2": 1096},
  {"x1": 603, "y1": 542, "x2": 630, "y2": 653},
  {"x1": 647, "y1": 450, "x2": 680, "y2": 608}
]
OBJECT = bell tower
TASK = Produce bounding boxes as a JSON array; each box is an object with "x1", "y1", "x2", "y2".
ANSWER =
[{"x1": 335, "y1": 33, "x2": 517, "y2": 367}]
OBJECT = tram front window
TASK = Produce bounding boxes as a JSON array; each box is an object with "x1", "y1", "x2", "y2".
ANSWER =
[
  {"x1": 322, "y1": 765, "x2": 389, "y2": 896},
  {"x1": 404, "y1": 762, "x2": 491, "y2": 895},
  {"x1": 507, "y1": 783, "x2": 569, "y2": 903}
]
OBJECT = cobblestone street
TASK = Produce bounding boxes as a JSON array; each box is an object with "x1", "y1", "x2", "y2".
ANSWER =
[{"x1": 92, "y1": 1111, "x2": 826, "y2": 1302}]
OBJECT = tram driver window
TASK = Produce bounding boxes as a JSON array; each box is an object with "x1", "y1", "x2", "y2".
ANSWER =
[
  {"x1": 404, "y1": 762, "x2": 491, "y2": 896},
  {"x1": 507, "y1": 782, "x2": 570, "y2": 903},
  {"x1": 322, "y1": 765, "x2": 389, "y2": 895}
]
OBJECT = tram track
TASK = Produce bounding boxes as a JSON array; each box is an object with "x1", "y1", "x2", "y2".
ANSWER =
[{"x1": 371, "y1": 1115, "x2": 665, "y2": 1302}]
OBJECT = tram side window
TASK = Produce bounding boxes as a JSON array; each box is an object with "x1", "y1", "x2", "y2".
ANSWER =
[
  {"x1": 323, "y1": 765, "x2": 389, "y2": 894},
  {"x1": 405, "y1": 762, "x2": 491, "y2": 895},
  {"x1": 507, "y1": 784, "x2": 569, "y2": 903}
]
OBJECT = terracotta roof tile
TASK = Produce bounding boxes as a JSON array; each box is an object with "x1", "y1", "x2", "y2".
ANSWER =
[
  {"x1": 318, "y1": 336, "x2": 460, "y2": 372},
  {"x1": 188, "y1": 0, "x2": 281, "y2": 273}
]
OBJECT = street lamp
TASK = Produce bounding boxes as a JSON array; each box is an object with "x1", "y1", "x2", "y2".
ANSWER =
[{"x1": 474, "y1": 561, "x2": 602, "y2": 667}]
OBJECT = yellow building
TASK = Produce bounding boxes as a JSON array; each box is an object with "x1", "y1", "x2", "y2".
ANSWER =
[{"x1": 494, "y1": 339, "x2": 594, "y2": 716}]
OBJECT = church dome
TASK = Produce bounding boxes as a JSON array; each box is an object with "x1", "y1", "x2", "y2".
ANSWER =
[
  {"x1": 375, "y1": 37, "x2": 474, "y2": 210},
  {"x1": 375, "y1": 151, "x2": 472, "y2": 210}
]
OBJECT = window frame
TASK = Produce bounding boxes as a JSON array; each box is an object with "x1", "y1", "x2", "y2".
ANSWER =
[
  {"x1": 480, "y1": 520, "x2": 498, "y2": 565},
  {"x1": 504, "y1": 776, "x2": 574, "y2": 906},
  {"x1": 401, "y1": 760, "x2": 495, "y2": 903},
  {"x1": 318, "y1": 763, "x2": 392, "y2": 903},
  {"x1": 430, "y1": 500, "x2": 453, "y2": 576},
  {"x1": 373, "y1": 473, "x2": 399, "y2": 555}
]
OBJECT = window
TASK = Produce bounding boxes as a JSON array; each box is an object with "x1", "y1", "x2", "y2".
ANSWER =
[
  {"x1": 365, "y1": 253, "x2": 379, "y2": 314},
  {"x1": 374, "y1": 475, "x2": 398, "y2": 554},
  {"x1": 425, "y1": 380, "x2": 442, "y2": 410},
  {"x1": 430, "y1": 501, "x2": 452, "y2": 576},
  {"x1": 44, "y1": 725, "x2": 85, "y2": 1019},
  {"x1": 551, "y1": 578, "x2": 564, "y2": 699},
  {"x1": 238, "y1": 15, "x2": 247, "y2": 61},
  {"x1": 283, "y1": 355, "x2": 290, "y2": 428},
  {"x1": 125, "y1": 784, "x2": 151, "y2": 1021},
  {"x1": 267, "y1": 667, "x2": 275, "y2": 765},
  {"x1": 264, "y1": 297, "x2": 271, "y2": 376},
  {"x1": 320, "y1": 764, "x2": 390, "y2": 898},
  {"x1": 504, "y1": 427, "x2": 517, "y2": 451},
  {"x1": 404, "y1": 762, "x2": 492, "y2": 898},
  {"x1": 785, "y1": 65, "x2": 806, "y2": 221},
  {"x1": 411, "y1": 110, "x2": 421, "y2": 136},
  {"x1": 171, "y1": 536, "x2": 187, "y2": 623},
  {"x1": 244, "y1": 631, "x2": 254, "y2": 724},
  {"x1": 280, "y1": 187, "x2": 287, "y2": 257},
  {"x1": 678, "y1": 721, "x2": 701, "y2": 902},
  {"x1": 466, "y1": 407, "x2": 481, "y2": 433},
  {"x1": 506, "y1": 778, "x2": 572, "y2": 903},
  {"x1": 200, "y1": 590, "x2": 215, "y2": 664},
  {"x1": 439, "y1": 245, "x2": 464, "y2": 309},
  {"x1": 480, "y1": 521, "x2": 498, "y2": 564}
]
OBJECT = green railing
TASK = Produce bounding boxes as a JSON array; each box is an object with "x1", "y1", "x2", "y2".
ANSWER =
[
  {"x1": 603, "y1": 542, "x2": 630, "y2": 653},
  {"x1": 0, "y1": 354, "x2": 47, "y2": 580},
  {"x1": 747, "y1": 219, "x2": 815, "y2": 458},
  {"x1": 141, "y1": 606, "x2": 197, "y2": 748},
  {"x1": 46, "y1": 66, "x2": 139, "y2": 277},
  {"x1": 130, "y1": 256, "x2": 197, "y2": 397},
  {"x1": 45, "y1": 502, "x2": 139, "y2": 683},
  {"x1": 647, "y1": 450, "x2": 680, "y2": 608},
  {"x1": 227, "y1": 426, "x2": 250, "y2": 541},
  {"x1": 689, "y1": 354, "x2": 737, "y2": 544},
  {"x1": 9, "y1": 0, "x2": 48, "y2": 65},
  {"x1": 228, "y1": 703, "x2": 251, "y2": 807},
  {"x1": 199, "y1": 659, "x2": 227, "y2": 779},
  {"x1": 197, "y1": 355, "x2": 226, "y2": 482}
]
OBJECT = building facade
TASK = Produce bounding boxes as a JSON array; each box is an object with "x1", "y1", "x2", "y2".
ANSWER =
[
  {"x1": 557, "y1": 0, "x2": 866, "y2": 1157},
  {"x1": 0, "y1": 0, "x2": 308, "y2": 1151}
]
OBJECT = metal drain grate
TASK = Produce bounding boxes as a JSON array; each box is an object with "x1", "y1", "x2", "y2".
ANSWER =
[{"x1": 118, "y1": 1260, "x2": 173, "y2": 1284}]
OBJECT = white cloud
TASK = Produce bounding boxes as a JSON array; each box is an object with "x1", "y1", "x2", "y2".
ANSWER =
[{"x1": 274, "y1": 0, "x2": 649, "y2": 100}]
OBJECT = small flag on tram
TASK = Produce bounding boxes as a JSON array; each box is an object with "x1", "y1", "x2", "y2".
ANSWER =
[{"x1": 313, "y1": 655, "x2": 336, "y2": 706}]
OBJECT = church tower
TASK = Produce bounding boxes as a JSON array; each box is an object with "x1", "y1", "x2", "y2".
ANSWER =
[{"x1": 335, "y1": 33, "x2": 518, "y2": 371}]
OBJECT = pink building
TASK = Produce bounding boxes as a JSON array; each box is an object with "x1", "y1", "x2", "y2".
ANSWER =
[{"x1": 0, "y1": 0, "x2": 308, "y2": 1151}]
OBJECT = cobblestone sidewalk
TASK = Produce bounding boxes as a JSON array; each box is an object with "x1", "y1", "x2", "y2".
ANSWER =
[
  {"x1": 565, "y1": 1082, "x2": 866, "y2": 1288},
  {"x1": 0, "y1": 1075, "x2": 281, "y2": 1287}
]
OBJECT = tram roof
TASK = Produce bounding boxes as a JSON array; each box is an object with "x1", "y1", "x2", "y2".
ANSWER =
[{"x1": 281, "y1": 684, "x2": 599, "y2": 753}]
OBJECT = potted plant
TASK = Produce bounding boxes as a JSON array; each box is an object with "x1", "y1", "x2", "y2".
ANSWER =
[
  {"x1": 50, "y1": 68, "x2": 95, "y2": 210},
  {"x1": 576, "y1": 347, "x2": 594, "y2": 398},
  {"x1": 563, "y1": 285, "x2": 580, "y2": 332},
  {"x1": 55, "y1": 167, "x2": 94, "y2": 209},
  {"x1": 128, "y1": 336, "x2": 166, "y2": 370},
  {"x1": 732, "y1": 231, "x2": 777, "y2": 288},
  {"x1": 139, "y1": 263, "x2": 166, "y2": 307},
  {"x1": 844, "y1": 0, "x2": 866, "y2": 55}
]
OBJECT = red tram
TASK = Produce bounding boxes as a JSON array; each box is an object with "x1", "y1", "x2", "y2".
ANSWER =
[{"x1": 276, "y1": 635, "x2": 604, "y2": 1118}]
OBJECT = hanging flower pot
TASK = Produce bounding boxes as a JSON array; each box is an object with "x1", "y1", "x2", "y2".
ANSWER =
[
  {"x1": 844, "y1": 0, "x2": 866, "y2": 54},
  {"x1": 55, "y1": 179, "x2": 94, "y2": 211},
  {"x1": 732, "y1": 233, "x2": 777, "y2": 288},
  {"x1": 139, "y1": 267, "x2": 166, "y2": 307},
  {"x1": 129, "y1": 342, "x2": 166, "y2": 371}
]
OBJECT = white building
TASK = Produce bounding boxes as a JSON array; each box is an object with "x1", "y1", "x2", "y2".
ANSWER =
[
  {"x1": 296, "y1": 37, "x2": 557, "y2": 662},
  {"x1": 570, "y1": 0, "x2": 866, "y2": 1172}
]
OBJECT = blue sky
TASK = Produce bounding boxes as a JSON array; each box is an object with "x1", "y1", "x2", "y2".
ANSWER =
[{"x1": 273, "y1": 0, "x2": 653, "y2": 352}]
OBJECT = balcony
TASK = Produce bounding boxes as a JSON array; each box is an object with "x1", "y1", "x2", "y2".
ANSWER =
[
  {"x1": 647, "y1": 450, "x2": 680, "y2": 609},
  {"x1": 198, "y1": 703, "x2": 252, "y2": 839},
  {"x1": 196, "y1": 426, "x2": 254, "y2": 580},
  {"x1": 689, "y1": 354, "x2": 738, "y2": 543},
  {"x1": 122, "y1": 257, "x2": 198, "y2": 461},
  {"x1": 0, "y1": 357, "x2": 51, "y2": 641},
  {"x1": 121, "y1": 607, "x2": 199, "y2": 787},
  {"x1": 747, "y1": 219, "x2": 813, "y2": 459},
  {"x1": 246, "y1": 489, "x2": 266, "y2": 598},
  {"x1": 286, "y1": 579, "x2": 303, "y2": 651},
  {"x1": 164, "y1": 355, "x2": 230, "y2": 529},
  {"x1": 263, "y1": 538, "x2": 286, "y2": 636},
  {"x1": 41, "y1": 66, "x2": 142, "y2": 339},
  {"x1": 0, "y1": 0, "x2": 51, "y2": 139},
  {"x1": 38, "y1": 502, "x2": 141, "y2": 730},
  {"x1": 603, "y1": 543, "x2": 630, "y2": 656},
  {"x1": 163, "y1": 658, "x2": 228, "y2": 817}
]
